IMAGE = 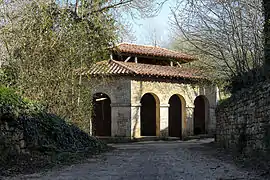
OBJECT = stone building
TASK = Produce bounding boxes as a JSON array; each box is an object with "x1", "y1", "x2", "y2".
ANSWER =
[{"x1": 82, "y1": 43, "x2": 218, "y2": 139}]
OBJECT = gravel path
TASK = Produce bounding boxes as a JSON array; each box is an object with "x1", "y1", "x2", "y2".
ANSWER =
[{"x1": 6, "y1": 139, "x2": 266, "y2": 180}]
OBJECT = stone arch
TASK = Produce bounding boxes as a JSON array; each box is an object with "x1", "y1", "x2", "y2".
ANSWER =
[
  {"x1": 168, "y1": 94, "x2": 186, "y2": 138},
  {"x1": 140, "y1": 93, "x2": 160, "y2": 136},
  {"x1": 193, "y1": 95, "x2": 209, "y2": 135},
  {"x1": 92, "y1": 93, "x2": 111, "y2": 136}
]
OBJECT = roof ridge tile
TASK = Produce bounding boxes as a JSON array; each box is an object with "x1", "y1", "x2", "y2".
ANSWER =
[{"x1": 113, "y1": 43, "x2": 196, "y2": 62}]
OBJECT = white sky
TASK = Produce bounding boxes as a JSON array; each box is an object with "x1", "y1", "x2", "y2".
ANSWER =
[
  {"x1": 128, "y1": 1, "x2": 173, "y2": 47},
  {"x1": 69, "y1": 0, "x2": 174, "y2": 47}
]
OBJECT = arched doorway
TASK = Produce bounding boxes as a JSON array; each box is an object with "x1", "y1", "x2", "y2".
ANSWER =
[
  {"x1": 194, "y1": 95, "x2": 209, "y2": 135},
  {"x1": 140, "y1": 93, "x2": 160, "y2": 136},
  {"x1": 168, "y1": 95, "x2": 185, "y2": 138},
  {"x1": 92, "y1": 93, "x2": 111, "y2": 136}
]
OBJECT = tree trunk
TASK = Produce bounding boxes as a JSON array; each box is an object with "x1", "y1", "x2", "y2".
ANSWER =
[
  {"x1": 75, "y1": 0, "x2": 79, "y2": 14},
  {"x1": 263, "y1": 0, "x2": 270, "y2": 72}
]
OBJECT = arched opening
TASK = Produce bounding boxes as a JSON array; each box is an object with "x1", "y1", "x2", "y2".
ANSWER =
[
  {"x1": 168, "y1": 94, "x2": 186, "y2": 138},
  {"x1": 140, "y1": 93, "x2": 160, "y2": 136},
  {"x1": 194, "y1": 95, "x2": 209, "y2": 135},
  {"x1": 92, "y1": 93, "x2": 111, "y2": 136}
]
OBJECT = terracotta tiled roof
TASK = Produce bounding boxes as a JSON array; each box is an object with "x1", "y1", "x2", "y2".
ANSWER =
[
  {"x1": 84, "y1": 60, "x2": 133, "y2": 75},
  {"x1": 112, "y1": 43, "x2": 196, "y2": 62},
  {"x1": 80, "y1": 60, "x2": 205, "y2": 80}
]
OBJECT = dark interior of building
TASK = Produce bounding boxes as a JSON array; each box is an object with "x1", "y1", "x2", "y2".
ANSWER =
[{"x1": 92, "y1": 93, "x2": 111, "y2": 136}]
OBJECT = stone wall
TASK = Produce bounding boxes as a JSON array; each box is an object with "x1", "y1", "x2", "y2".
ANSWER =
[
  {"x1": 0, "y1": 118, "x2": 27, "y2": 155},
  {"x1": 216, "y1": 82, "x2": 270, "y2": 154}
]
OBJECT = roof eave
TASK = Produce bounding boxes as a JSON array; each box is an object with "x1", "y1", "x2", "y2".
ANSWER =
[
  {"x1": 84, "y1": 72, "x2": 207, "y2": 82},
  {"x1": 111, "y1": 51, "x2": 196, "y2": 63}
]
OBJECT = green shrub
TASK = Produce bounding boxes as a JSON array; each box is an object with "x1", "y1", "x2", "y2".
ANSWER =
[
  {"x1": 22, "y1": 112, "x2": 108, "y2": 154},
  {"x1": 0, "y1": 86, "x2": 46, "y2": 121},
  {"x1": 0, "y1": 86, "x2": 22, "y2": 121},
  {"x1": 0, "y1": 86, "x2": 108, "y2": 154},
  {"x1": 0, "y1": 86, "x2": 109, "y2": 176},
  {"x1": 21, "y1": 97, "x2": 46, "y2": 114},
  {"x1": 0, "y1": 65, "x2": 18, "y2": 87},
  {"x1": 225, "y1": 67, "x2": 267, "y2": 93}
]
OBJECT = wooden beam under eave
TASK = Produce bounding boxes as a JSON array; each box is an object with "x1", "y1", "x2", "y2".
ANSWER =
[
  {"x1": 117, "y1": 52, "x2": 193, "y2": 63},
  {"x1": 124, "y1": 56, "x2": 131, "y2": 62},
  {"x1": 177, "y1": 62, "x2": 182, "y2": 67}
]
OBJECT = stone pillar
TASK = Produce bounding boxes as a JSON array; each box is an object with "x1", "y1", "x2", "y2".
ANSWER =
[
  {"x1": 185, "y1": 106, "x2": 194, "y2": 136},
  {"x1": 160, "y1": 104, "x2": 169, "y2": 137},
  {"x1": 131, "y1": 103, "x2": 141, "y2": 138},
  {"x1": 111, "y1": 103, "x2": 131, "y2": 137},
  {"x1": 208, "y1": 106, "x2": 216, "y2": 135}
]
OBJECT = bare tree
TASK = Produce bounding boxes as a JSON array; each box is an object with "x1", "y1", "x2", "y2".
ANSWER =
[{"x1": 170, "y1": 0, "x2": 264, "y2": 79}]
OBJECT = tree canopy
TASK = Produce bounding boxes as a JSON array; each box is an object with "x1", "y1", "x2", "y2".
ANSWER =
[
  {"x1": 0, "y1": 0, "x2": 167, "y2": 132},
  {"x1": 0, "y1": 0, "x2": 117, "y2": 131}
]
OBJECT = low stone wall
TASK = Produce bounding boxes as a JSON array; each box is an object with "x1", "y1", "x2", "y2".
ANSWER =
[
  {"x1": 216, "y1": 82, "x2": 270, "y2": 155},
  {"x1": 0, "y1": 117, "x2": 27, "y2": 155}
]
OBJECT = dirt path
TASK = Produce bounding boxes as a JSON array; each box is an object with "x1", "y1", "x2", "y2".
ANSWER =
[{"x1": 5, "y1": 139, "x2": 266, "y2": 180}]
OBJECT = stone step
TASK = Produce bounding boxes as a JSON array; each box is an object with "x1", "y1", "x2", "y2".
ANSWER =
[
  {"x1": 96, "y1": 134, "x2": 215, "y2": 144},
  {"x1": 182, "y1": 134, "x2": 215, "y2": 141}
]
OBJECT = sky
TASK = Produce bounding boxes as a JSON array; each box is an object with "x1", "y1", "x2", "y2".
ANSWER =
[
  {"x1": 127, "y1": 1, "x2": 173, "y2": 47},
  {"x1": 68, "y1": 0, "x2": 174, "y2": 47}
]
